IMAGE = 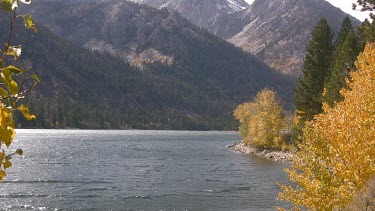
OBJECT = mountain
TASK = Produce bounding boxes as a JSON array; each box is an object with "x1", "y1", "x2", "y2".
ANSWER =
[
  {"x1": 25, "y1": 0, "x2": 249, "y2": 65},
  {"x1": 4, "y1": 0, "x2": 293, "y2": 130},
  {"x1": 132, "y1": 0, "x2": 248, "y2": 31},
  {"x1": 134, "y1": 0, "x2": 360, "y2": 75},
  {"x1": 225, "y1": 0, "x2": 361, "y2": 74}
]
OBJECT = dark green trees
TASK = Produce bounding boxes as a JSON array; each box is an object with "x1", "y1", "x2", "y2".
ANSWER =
[
  {"x1": 334, "y1": 17, "x2": 353, "y2": 47},
  {"x1": 291, "y1": 19, "x2": 333, "y2": 142},
  {"x1": 323, "y1": 18, "x2": 359, "y2": 107},
  {"x1": 294, "y1": 19, "x2": 333, "y2": 122},
  {"x1": 358, "y1": 19, "x2": 375, "y2": 46},
  {"x1": 292, "y1": 17, "x2": 371, "y2": 144}
]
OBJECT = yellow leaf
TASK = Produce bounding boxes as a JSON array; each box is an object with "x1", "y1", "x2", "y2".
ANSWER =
[
  {"x1": 278, "y1": 43, "x2": 375, "y2": 210},
  {"x1": 1, "y1": 127, "x2": 16, "y2": 148},
  {"x1": 18, "y1": 104, "x2": 36, "y2": 120},
  {"x1": 0, "y1": 87, "x2": 9, "y2": 97},
  {"x1": 2, "y1": 68, "x2": 12, "y2": 84},
  {"x1": 23, "y1": 14, "x2": 37, "y2": 32},
  {"x1": 3, "y1": 65, "x2": 24, "y2": 74},
  {"x1": 9, "y1": 80, "x2": 18, "y2": 95}
]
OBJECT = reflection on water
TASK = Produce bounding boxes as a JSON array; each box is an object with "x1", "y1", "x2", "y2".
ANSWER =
[{"x1": 0, "y1": 130, "x2": 289, "y2": 211}]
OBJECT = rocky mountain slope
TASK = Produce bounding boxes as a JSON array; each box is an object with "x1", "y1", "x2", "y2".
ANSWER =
[
  {"x1": 132, "y1": 0, "x2": 248, "y2": 32},
  {"x1": 226, "y1": 0, "x2": 360, "y2": 74},
  {"x1": 135, "y1": 0, "x2": 360, "y2": 74},
  {"x1": 10, "y1": 0, "x2": 293, "y2": 130}
]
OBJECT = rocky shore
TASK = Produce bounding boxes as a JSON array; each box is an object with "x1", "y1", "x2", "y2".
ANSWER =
[{"x1": 227, "y1": 142, "x2": 294, "y2": 162}]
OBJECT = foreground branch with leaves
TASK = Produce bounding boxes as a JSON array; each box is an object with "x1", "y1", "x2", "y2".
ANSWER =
[
  {"x1": 0, "y1": 0, "x2": 39, "y2": 182},
  {"x1": 278, "y1": 43, "x2": 375, "y2": 210}
]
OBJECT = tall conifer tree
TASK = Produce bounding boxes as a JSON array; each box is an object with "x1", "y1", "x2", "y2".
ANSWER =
[
  {"x1": 291, "y1": 19, "x2": 333, "y2": 143},
  {"x1": 358, "y1": 19, "x2": 375, "y2": 48},
  {"x1": 293, "y1": 19, "x2": 333, "y2": 122},
  {"x1": 334, "y1": 17, "x2": 352, "y2": 47},
  {"x1": 324, "y1": 28, "x2": 359, "y2": 107}
]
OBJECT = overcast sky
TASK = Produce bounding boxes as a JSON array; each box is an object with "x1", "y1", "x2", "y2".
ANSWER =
[{"x1": 244, "y1": 0, "x2": 372, "y2": 21}]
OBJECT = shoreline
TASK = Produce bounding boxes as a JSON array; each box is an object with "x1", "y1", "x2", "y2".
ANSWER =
[{"x1": 227, "y1": 142, "x2": 294, "y2": 162}]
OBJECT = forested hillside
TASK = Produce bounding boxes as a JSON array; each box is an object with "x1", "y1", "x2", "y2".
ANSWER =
[{"x1": 1, "y1": 1, "x2": 293, "y2": 130}]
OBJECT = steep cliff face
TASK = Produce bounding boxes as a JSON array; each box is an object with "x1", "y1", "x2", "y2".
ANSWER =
[{"x1": 134, "y1": 0, "x2": 360, "y2": 75}]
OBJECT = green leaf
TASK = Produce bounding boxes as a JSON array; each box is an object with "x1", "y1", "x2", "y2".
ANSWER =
[
  {"x1": 31, "y1": 74, "x2": 41, "y2": 82},
  {"x1": 18, "y1": 104, "x2": 36, "y2": 120},
  {"x1": 16, "y1": 149, "x2": 23, "y2": 156},
  {"x1": 0, "y1": 0, "x2": 13, "y2": 12},
  {"x1": 9, "y1": 100, "x2": 15, "y2": 109},
  {"x1": 9, "y1": 80, "x2": 18, "y2": 95},
  {"x1": 0, "y1": 87, "x2": 9, "y2": 97},
  {"x1": 2, "y1": 68, "x2": 12, "y2": 85},
  {"x1": 3, "y1": 65, "x2": 24, "y2": 74},
  {"x1": 23, "y1": 14, "x2": 37, "y2": 32},
  {"x1": 3, "y1": 161, "x2": 11, "y2": 169}
]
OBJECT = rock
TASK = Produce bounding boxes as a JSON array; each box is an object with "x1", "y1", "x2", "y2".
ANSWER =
[{"x1": 228, "y1": 142, "x2": 294, "y2": 162}]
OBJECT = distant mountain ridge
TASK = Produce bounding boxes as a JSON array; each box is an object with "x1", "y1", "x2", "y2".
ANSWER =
[
  {"x1": 131, "y1": 0, "x2": 249, "y2": 35},
  {"x1": 10, "y1": 0, "x2": 293, "y2": 130},
  {"x1": 134, "y1": 0, "x2": 360, "y2": 75},
  {"x1": 134, "y1": 0, "x2": 248, "y2": 14}
]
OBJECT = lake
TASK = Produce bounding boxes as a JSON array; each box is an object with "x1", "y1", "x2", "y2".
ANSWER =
[{"x1": 0, "y1": 130, "x2": 289, "y2": 211}]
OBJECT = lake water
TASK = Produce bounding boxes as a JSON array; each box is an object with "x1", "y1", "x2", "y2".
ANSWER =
[{"x1": 0, "y1": 130, "x2": 289, "y2": 211}]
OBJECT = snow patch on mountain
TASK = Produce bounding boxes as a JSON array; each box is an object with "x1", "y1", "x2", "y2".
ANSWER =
[
  {"x1": 243, "y1": 0, "x2": 255, "y2": 5},
  {"x1": 216, "y1": 0, "x2": 249, "y2": 13},
  {"x1": 226, "y1": 0, "x2": 247, "y2": 11}
]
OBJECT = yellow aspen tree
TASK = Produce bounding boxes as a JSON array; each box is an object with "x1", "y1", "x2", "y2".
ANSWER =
[
  {"x1": 233, "y1": 102, "x2": 253, "y2": 143},
  {"x1": 234, "y1": 88, "x2": 284, "y2": 149},
  {"x1": 249, "y1": 89, "x2": 283, "y2": 149},
  {"x1": 278, "y1": 43, "x2": 375, "y2": 210},
  {"x1": 0, "y1": 0, "x2": 39, "y2": 182}
]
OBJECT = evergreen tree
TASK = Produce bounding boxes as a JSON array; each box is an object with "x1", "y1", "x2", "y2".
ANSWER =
[
  {"x1": 357, "y1": 19, "x2": 375, "y2": 49},
  {"x1": 324, "y1": 30, "x2": 359, "y2": 107},
  {"x1": 293, "y1": 19, "x2": 333, "y2": 122},
  {"x1": 291, "y1": 19, "x2": 333, "y2": 143},
  {"x1": 334, "y1": 17, "x2": 352, "y2": 47}
]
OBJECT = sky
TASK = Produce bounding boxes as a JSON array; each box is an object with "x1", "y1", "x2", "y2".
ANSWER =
[{"x1": 243, "y1": 0, "x2": 372, "y2": 21}]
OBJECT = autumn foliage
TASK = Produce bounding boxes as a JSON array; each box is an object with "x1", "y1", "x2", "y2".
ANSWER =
[
  {"x1": 234, "y1": 88, "x2": 285, "y2": 150},
  {"x1": 0, "y1": 0, "x2": 39, "y2": 182},
  {"x1": 278, "y1": 43, "x2": 375, "y2": 210}
]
